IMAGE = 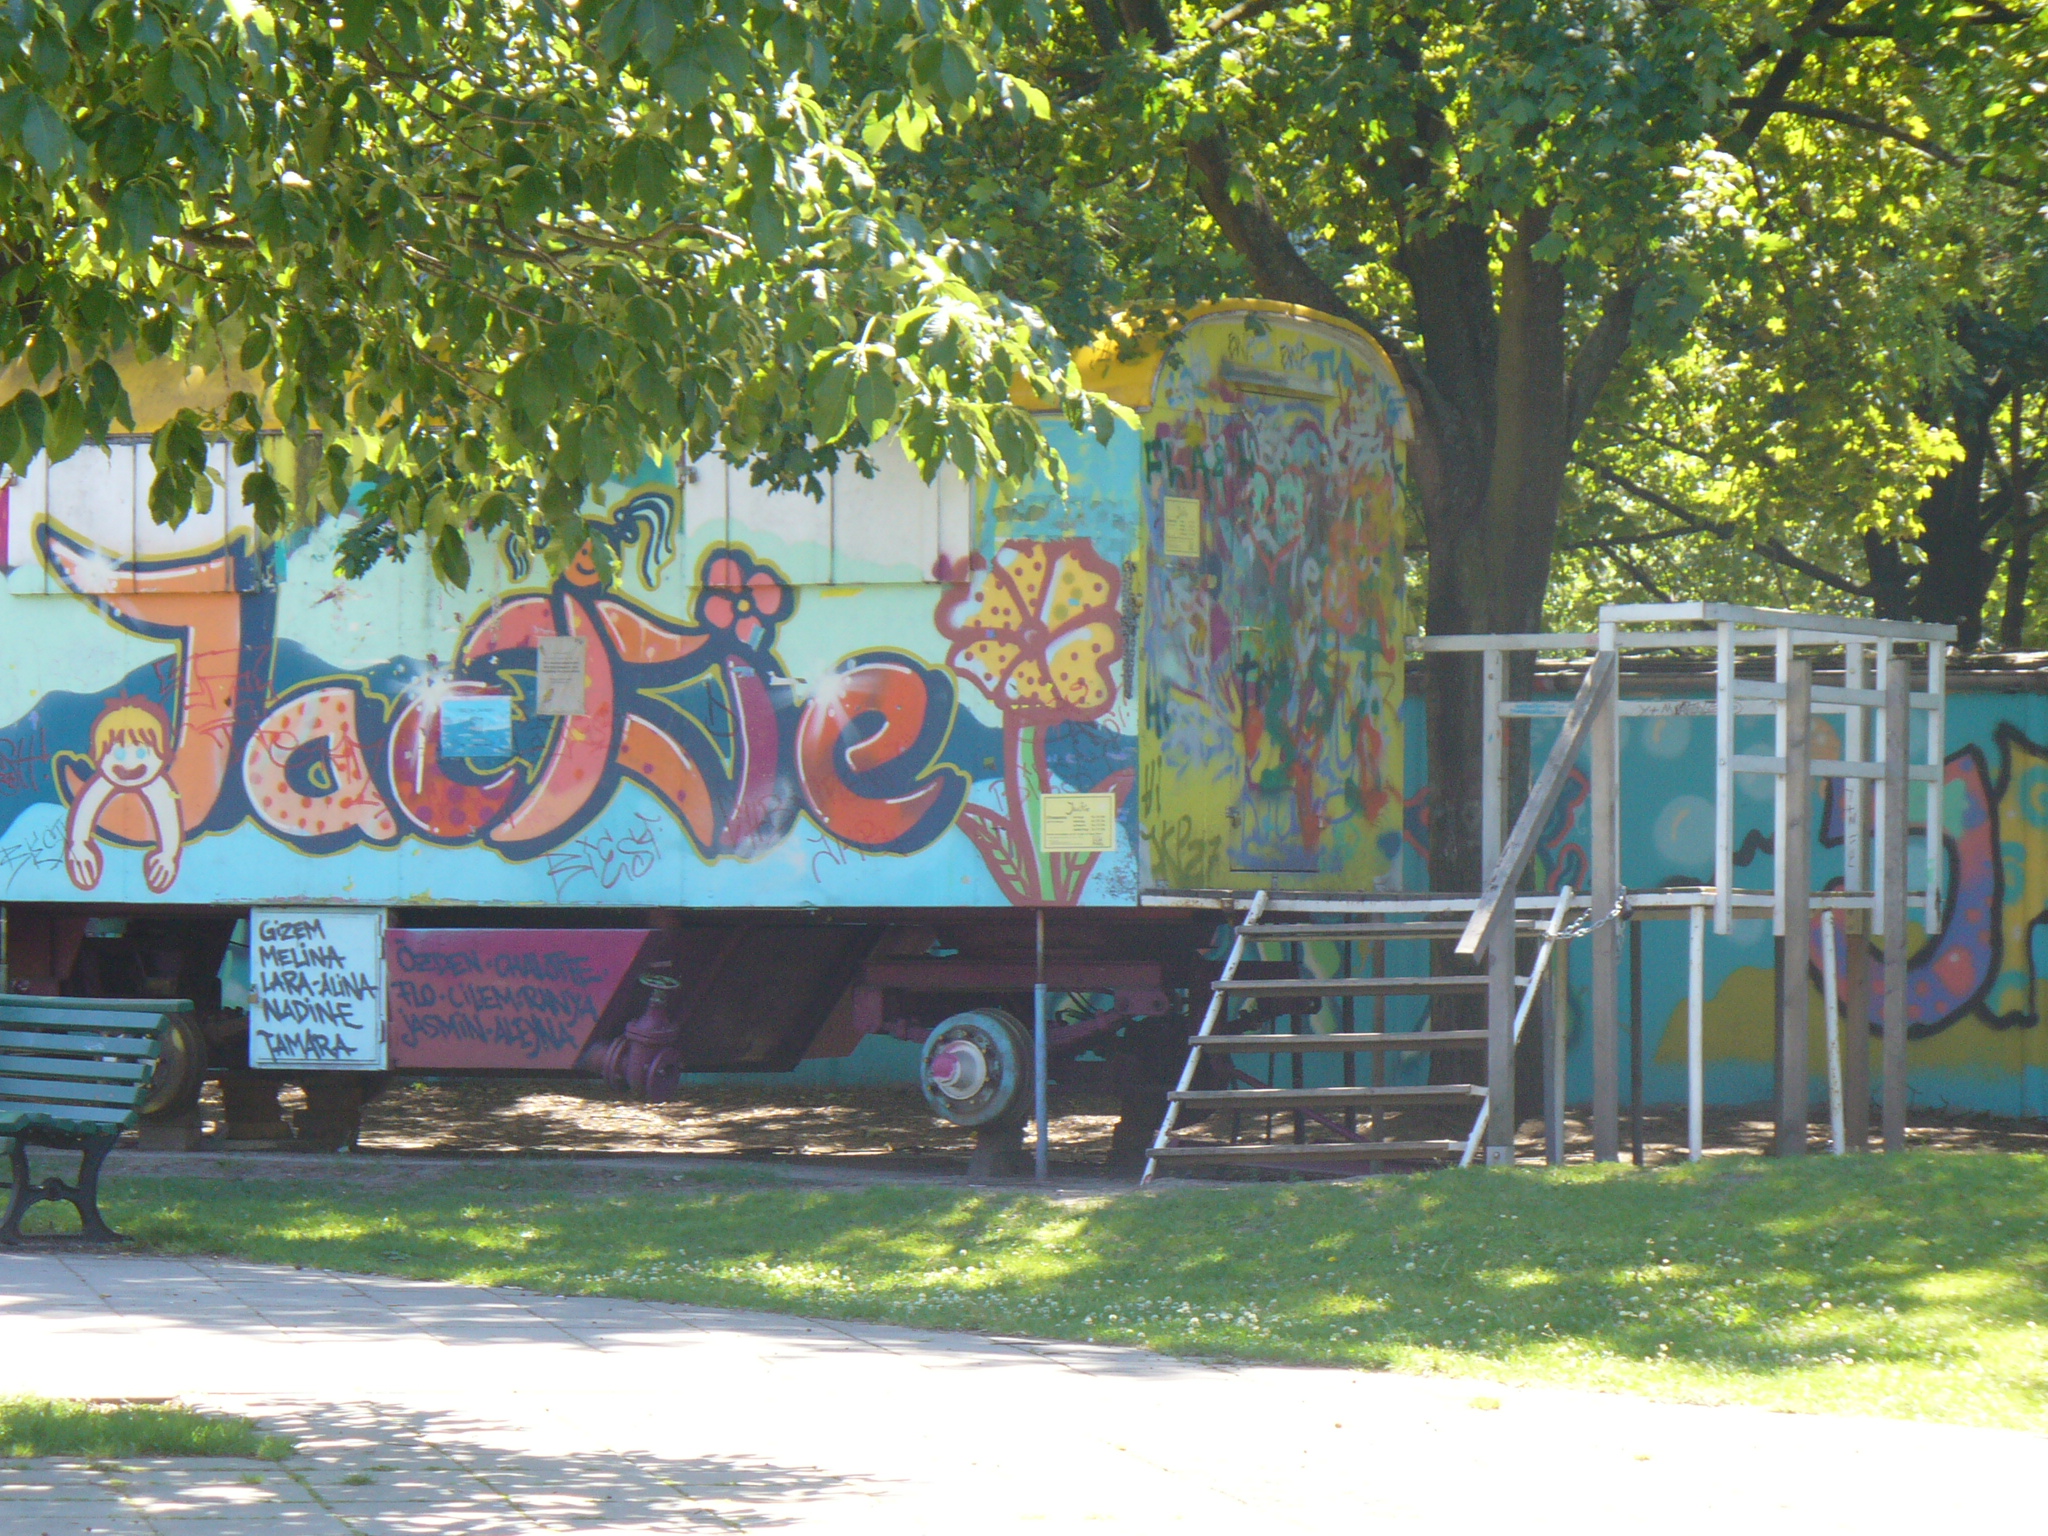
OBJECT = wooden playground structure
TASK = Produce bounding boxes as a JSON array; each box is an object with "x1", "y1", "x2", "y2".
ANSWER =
[{"x1": 1143, "y1": 602, "x2": 1955, "y2": 1178}]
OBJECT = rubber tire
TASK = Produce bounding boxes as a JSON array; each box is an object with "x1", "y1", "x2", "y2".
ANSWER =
[
  {"x1": 138, "y1": 1013, "x2": 208, "y2": 1120},
  {"x1": 920, "y1": 1008, "x2": 1032, "y2": 1129}
]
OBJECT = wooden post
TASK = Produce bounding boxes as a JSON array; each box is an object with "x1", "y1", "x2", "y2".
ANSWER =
[
  {"x1": 1590, "y1": 645, "x2": 1620, "y2": 1162},
  {"x1": 1629, "y1": 919, "x2": 1645, "y2": 1167},
  {"x1": 1485, "y1": 902, "x2": 1517, "y2": 1166},
  {"x1": 1544, "y1": 936, "x2": 1567, "y2": 1166},
  {"x1": 1687, "y1": 904, "x2": 1705, "y2": 1162},
  {"x1": 1482, "y1": 646, "x2": 1505, "y2": 870},
  {"x1": 1882, "y1": 657, "x2": 1910, "y2": 1152},
  {"x1": 1775, "y1": 658, "x2": 1813, "y2": 1157},
  {"x1": 1842, "y1": 910, "x2": 1871, "y2": 1149}
]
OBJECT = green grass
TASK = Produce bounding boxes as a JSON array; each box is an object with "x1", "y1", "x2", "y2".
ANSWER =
[
  {"x1": 81, "y1": 1153, "x2": 2048, "y2": 1431},
  {"x1": 0, "y1": 1397, "x2": 292, "y2": 1460}
]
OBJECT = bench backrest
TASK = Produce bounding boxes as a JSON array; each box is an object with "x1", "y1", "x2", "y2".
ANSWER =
[{"x1": 0, "y1": 1000, "x2": 169, "y2": 1139}]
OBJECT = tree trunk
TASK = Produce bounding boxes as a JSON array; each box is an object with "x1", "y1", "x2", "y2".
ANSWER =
[
  {"x1": 2001, "y1": 525, "x2": 2035, "y2": 651},
  {"x1": 1866, "y1": 387, "x2": 2003, "y2": 647},
  {"x1": 1408, "y1": 215, "x2": 1571, "y2": 897}
]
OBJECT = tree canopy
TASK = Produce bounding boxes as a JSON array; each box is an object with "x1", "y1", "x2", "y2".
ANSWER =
[
  {"x1": 5, "y1": 0, "x2": 2042, "y2": 669},
  {"x1": 857, "y1": 0, "x2": 2047, "y2": 880},
  {"x1": 0, "y1": 0, "x2": 1121, "y2": 581}
]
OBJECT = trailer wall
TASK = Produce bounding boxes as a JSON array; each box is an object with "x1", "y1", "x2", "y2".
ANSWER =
[{"x1": 0, "y1": 305, "x2": 1409, "y2": 912}]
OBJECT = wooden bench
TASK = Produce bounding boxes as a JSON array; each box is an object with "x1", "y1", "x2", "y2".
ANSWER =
[{"x1": 0, "y1": 997, "x2": 179, "y2": 1244}]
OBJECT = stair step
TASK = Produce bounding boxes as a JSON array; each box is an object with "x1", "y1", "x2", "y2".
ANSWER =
[
  {"x1": 1188, "y1": 1030, "x2": 1489, "y2": 1053},
  {"x1": 1149, "y1": 1140, "x2": 1466, "y2": 1165},
  {"x1": 1238, "y1": 922, "x2": 1544, "y2": 940},
  {"x1": 1171, "y1": 1084, "x2": 1485, "y2": 1109},
  {"x1": 1212, "y1": 976, "x2": 1487, "y2": 997}
]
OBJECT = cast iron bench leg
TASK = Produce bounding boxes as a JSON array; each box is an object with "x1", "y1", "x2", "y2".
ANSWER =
[
  {"x1": 0, "y1": 1137, "x2": 31, "y2": 1245},
  {"x1": 0, "y1": 1135, "x2": 124, "y2": 1245}
]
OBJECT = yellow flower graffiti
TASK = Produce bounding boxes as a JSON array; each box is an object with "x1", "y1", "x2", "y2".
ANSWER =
[
  {"x1": 938, "y1": 539, "x2": 1129, "y2": 904},
  {"x1": 943, "y1": 540, "x2": 1121, "y2": 723}
]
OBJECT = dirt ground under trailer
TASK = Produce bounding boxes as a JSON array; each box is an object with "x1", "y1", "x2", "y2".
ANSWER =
[{"x1": 134, "y1": 1077, "x2": 2048, "y2": 1177}]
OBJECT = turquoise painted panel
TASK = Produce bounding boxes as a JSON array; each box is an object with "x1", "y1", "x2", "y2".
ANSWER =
[{"x1": 0, "y1": 437, "x2": 1150, "y2": 910}]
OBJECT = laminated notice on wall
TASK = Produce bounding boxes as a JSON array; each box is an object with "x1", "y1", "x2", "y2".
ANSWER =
[
  {"x1": 535, "y1": 635, "x2": 587, "y2": 716},
  {"x1": 1162, "y1": 496, "x2": 1202, "y2": 559},
  {"x1": 439, "y1": 692, "x2": 514, "y2": 759},
  {"x1": 248, "y1": 908, "x2": 387, "y2": 1071},
  {"x1": 1039, "y1": 792, "x2": 1118, "y2": 854}
]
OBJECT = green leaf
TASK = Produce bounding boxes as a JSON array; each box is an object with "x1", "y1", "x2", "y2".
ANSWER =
[
  {"x1": 434, "y1": 523, "x2": 472, "y2": 587},
  {"x1": 939, "y1": 39, "x2": 976, "y2": 103},
  {"x1": 9, "y1": 389, "x2": 47, "y2": 463},
  {"x1": 19, "y1": 96, "x2": 80, "y2": 175},
  {"x1": 810, "y1": 357, "x2": 857, "y2": 441},
  {"x1": 44, "y1": 388, "x2": 86, "y2": 463}
]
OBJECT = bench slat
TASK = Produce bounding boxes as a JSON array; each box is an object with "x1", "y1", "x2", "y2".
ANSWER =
[
  {"x1": 0, "y1": 1030, "x2": 158, "y2": 1059},
  {"x1": 0, "y1": 1074, "x2": 149, "y2": 1106},
  {"x1": 0, "y1": 1105, "x2": 138, "y2": 1134},
  {"x1": 0, "y1": 996, "x2": 191, "y2": 1015},
  {"x1": 0, "y1": 1005, "x2": 167, "y2": 1037},
  {"x1": 0, "y1": 1054, "x2": 154, "y2": 1084}
]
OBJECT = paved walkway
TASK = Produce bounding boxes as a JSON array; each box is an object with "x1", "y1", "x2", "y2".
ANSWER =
[{"x1": 1, "y1": 1253, "x2": 2041, "y2": 1534}]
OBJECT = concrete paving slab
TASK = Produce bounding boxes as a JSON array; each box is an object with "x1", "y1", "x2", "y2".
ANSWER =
[{"x1": 1, "y1": 1251, "x2": 2043, "y2": 1533}]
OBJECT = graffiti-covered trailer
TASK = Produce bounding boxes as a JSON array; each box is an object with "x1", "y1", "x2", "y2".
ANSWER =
[{"x1": 0, "y1": 303, "x2": 1412, "y2": 1149}]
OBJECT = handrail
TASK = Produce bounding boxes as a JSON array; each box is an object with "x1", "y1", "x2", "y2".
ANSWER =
[
  {"x1": 1460, "y1": 884, "x2": 1576, "y2": 1167},
  {"x1": 1456, "y1": 648, "x2": 1618, "y2": 958},
  {"x1": 1141, "y1": 889, "x2": 1270, "y2": 1184}
]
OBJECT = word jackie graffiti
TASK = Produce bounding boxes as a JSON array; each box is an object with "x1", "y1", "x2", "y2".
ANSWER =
[
  {"x1": 34, "y1": 496, "x2": 970, "y2": 899},
  {"x1": 249, "y1": 908, "x2": 387, "y2": 1070}
]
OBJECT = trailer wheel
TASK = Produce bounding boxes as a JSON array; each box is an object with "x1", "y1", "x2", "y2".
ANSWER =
[
  {"x1": 138, "y1": 1013, "x2": 208, "y2": 1120},
  {"x1": 920, "y1": 1008, "x2": 1031, "y2": 1128}
]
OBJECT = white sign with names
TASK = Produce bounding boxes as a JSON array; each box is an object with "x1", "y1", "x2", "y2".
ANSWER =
[{"x1": 248, "y1": 908, "x2": 388, "y2": 1071}]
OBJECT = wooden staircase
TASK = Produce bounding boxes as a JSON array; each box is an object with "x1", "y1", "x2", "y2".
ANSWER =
[
  {"x1": 1141, "y1": 890, "x2": 1576, "y2": 1179},
  {"x1": 1142, "y1": 648, "x2": 1617, "y2": 1181}
]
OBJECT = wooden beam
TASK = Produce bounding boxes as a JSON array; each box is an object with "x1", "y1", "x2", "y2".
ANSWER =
[
  {"x1": 1485, "y1": 904, "x2": 1517, "y2": 1165},
  {"x1": 1458, "y1": 648, "x2": 1619, "y2": 957},
  {"x1": 1882, "y1": 658, "x2": 1910, "y2": 1152},
  {"x1": 1544, "y1": 937, "x2": 1567, "y2": 1166},
  {"x1": 1775, "y1": 657, "x2": 1812, "y2": 1157},
  {"x1": 1843, "y1": 910, "x2": 1871, "y2": 1149},
  {"x1": 1591, "y1": 650, "x2": 1621, "y2": 1162}
]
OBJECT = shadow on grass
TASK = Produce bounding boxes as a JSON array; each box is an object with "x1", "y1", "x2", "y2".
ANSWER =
[{"x1": 81, "y1": 1149, "x2": 2048, "y2": 1428}]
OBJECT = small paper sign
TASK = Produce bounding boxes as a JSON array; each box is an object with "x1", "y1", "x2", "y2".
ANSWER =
[
  {"x1": 440, "y1": 693, "x2": 514, "y2": 759},
  {"x1": 1162, "y1": 495, "x2": 1202, "y2": 559},
  {"x1": 1040, "y1": 792, "x2": 1118, "y2": 854},
  {"x1": 535, "y1": 635, "x2": 587, "y2": 716},
  {"x1": 248, "y1": 908, "x2": 387, "y2": 1071}
]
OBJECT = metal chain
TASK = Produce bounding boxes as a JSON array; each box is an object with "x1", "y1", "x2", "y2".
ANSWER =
[{"x1": 1551, "y1": 885, "x2": 1630, "y2": 942}]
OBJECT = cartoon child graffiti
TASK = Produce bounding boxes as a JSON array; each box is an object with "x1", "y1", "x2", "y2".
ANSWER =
[{"x1": 65, "y1": 699, "x2": 183, "y2": 892}]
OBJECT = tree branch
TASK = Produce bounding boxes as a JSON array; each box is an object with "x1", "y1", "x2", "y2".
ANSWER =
[
  {"x1": 1564, "y1": 282, "x2": 1640, "y2": 443},
  {"x1": 1564, "y1": 525, "x2": 1707, "y2": 552},
  {"x1": 1211, "y1": 0, "x2": 1287, "y2": 28},
  {"x1": 1726, "y1": 98, "x2": 2031, "y2": 190},
  {"x1": 1722, "y1": 0, "x2": 1853, "y2": 155},
  {"x1": 1589, "y1": 462, "x2": 1872, "y2": 598},
  {"x1": 1108, "y1": 0, "x2": 1448, "y2": 440},
  {"x1": 1820, "y1": 5, "x2": 2026, "y2": 35},
  {"x1": 1607, "y1": 547, "x2": 1676, "y2": 603}
]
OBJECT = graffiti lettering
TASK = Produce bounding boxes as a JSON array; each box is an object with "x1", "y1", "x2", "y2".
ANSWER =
[
  {"x1": 0, "y1": 821, "x2": 63, "y2": 889},
  {"x1": 28, "y1": 496, "x2": 975, "y2": 889},
  {"x1": 545, "y1": 813, "x2": 663, "y2": 900},
  {"x1": 253, "y1": 1028, "x2": 359, "y2": 1061},
  {"x1": 391, "y1": 948, "x2": 605, "y2": 986},
  {"x1": 797, "y1": 655, "x2": 968, "y2": 853}
]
